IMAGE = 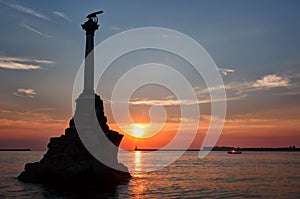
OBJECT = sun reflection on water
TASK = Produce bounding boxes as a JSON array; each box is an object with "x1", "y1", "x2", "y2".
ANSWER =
[
  {"x1": 131, "y1": 151, "x2": 147, "y2": 198},
  {"x1": 134, "y1": 151, "x2": 142, "y2": 172}
]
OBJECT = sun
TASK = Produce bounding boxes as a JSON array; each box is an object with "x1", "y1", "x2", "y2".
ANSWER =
[{"x1": 132, "y1": 124, "x2": 144, "y2": 138}]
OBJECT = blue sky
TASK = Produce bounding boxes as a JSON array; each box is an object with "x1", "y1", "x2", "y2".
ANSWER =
[{"x1": 0, "y1": 0, "x2": 299, "y2": 149}]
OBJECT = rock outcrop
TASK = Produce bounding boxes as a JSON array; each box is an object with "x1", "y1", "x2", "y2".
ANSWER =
[{"x1": 18, "y1": 94, "x2": 131, "y2": 186}]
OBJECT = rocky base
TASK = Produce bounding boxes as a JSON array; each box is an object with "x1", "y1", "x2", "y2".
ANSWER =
[
  {"x1": 18, "y1": 160, "x2": 130, "y2": 186},
  {"x1": 18, "y1": 127, "x2": 130, "y2": 185},
  {"x1": 18, "y1": 94, "x2": 131, "y2": 185}
]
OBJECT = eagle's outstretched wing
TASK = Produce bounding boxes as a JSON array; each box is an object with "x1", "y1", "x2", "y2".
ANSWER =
[{"x1": 86, "y1": 11, "x2": 104, "y2": 19}]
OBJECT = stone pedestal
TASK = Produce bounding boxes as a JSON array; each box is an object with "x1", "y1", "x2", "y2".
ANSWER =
[{"x1": 18, "y1": 94, "x2": 131, "y2": 185}]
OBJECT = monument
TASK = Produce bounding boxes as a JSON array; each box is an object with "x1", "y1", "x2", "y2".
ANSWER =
[{"x1": 18, "y1": 11, "x2": 131, "y2": 186}]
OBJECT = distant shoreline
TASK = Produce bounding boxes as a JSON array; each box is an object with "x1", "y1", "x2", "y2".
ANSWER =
[
  {"x1": 0, "y1": 149, "x2": 31, "y2": 151},
  {"x1": 0, "y1": 147, "x2": 298, "y2": 152},
  {"x1": 135, "y1": 147, "x2": 299, "y2": 152}
]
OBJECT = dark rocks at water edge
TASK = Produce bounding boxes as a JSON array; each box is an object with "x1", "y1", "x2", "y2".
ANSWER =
[{"x1": 18, "y1": 94, "x2": 131, "y2": 185}]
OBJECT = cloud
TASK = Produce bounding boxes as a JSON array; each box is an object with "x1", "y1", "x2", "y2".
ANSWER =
[
  {"x1": 124, "y1": 90, "x2": 229, "y2": 106},
  {"x1": 0, "y1": 56, "x2": 54, "y2": 70},
  {"x1": 108, "y1": 96, "x2": 197, "y2": 106},
  {"x1": 53, "y1": 11, "x2": 71, "y2": 22},
  {"x1": 225, "y1": 74, "x2": 291, "y2": 91},
  {"x1": 194, "y1": 74, "x2": 293, "y2": 104},
  {"x1": 0, "y1": 56, "x2": 54, "y2": 64},
  {"x1": 107, "y1": 73, "x2": 296, "y2": 108},
  {"x1": 0, "y1": 61, "x2": 40, "y2": 70},
  {"x1": 253, "y1": 74, "x2": 289, "y2": 88},
  {"x1": 219, "y1": 68, "x2": 235, "y2": 76},
  {"x1": 13, "y1": 88, "x2": 37, "y2": 98},
  {"x1": 0, "y1": 0, "x2": 50, "y2": 21},
  {"x1": 21, "y1": 22, "x2": 52, "y2": 38},
  {"x1": 0, "y1": 108, "x2": 65, "y2": 130},
  {"x1": 129, "y1": 98, "x2": 197, "y2": 106}
]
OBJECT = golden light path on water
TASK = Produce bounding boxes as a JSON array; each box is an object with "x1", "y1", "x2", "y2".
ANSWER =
[{"x1": 134, "y1": 151, "x2": 142, "y2": 172}]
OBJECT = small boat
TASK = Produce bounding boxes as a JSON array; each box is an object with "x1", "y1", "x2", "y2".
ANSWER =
[{"x1": 227, "y1": 149, "x2": 242, "y2": 154}]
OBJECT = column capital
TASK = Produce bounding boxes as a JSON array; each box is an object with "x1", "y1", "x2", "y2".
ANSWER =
[{"x1": 82, "y1": 19, "x2": 99, "y2": 36}]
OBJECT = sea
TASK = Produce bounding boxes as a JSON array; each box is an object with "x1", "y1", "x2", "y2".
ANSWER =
[{"x1": 0, "y1": 151, "x2": 299, "y2": 198}]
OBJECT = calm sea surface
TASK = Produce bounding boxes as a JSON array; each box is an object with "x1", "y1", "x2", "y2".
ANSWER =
[{"x1": 0, "y1": 151, "x2": 299, "y2": 198}]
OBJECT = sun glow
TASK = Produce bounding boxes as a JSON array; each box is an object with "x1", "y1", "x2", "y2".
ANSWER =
[{"x1": 132, "y1": 124, "x2": 144, "y2": 138}]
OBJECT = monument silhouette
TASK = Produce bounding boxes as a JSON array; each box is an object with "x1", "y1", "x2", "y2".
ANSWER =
[{"x1": 18, "y1": 11, "x2": 131, "y2": 185}]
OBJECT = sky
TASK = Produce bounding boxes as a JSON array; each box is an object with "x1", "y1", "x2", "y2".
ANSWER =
[{"x1": 0, "y1": 0, "x2": 299, "y2": 150}]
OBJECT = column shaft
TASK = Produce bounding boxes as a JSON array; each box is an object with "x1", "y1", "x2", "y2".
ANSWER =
[{"x1": 84, "y1": 34, "x2": 94, "y2": 94}]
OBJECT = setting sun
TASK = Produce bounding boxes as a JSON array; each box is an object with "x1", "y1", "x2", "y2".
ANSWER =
[{"x1": 132, "y1": 124, "x2": 144, "y2": 138}]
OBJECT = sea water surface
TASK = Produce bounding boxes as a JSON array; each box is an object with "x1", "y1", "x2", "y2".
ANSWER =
[{"x1": 0, "y1": 151, "x2": 299, "y2": 198}]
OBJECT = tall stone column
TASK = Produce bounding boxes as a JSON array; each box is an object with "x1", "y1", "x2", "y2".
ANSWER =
[{"x1": 81, "y1": 17, "x2": 99, "y2": 95}]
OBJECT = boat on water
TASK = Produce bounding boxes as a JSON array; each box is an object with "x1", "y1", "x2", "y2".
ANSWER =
[{"x1": 227, "y1": 149, "x2": 242, "y2": 154}]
